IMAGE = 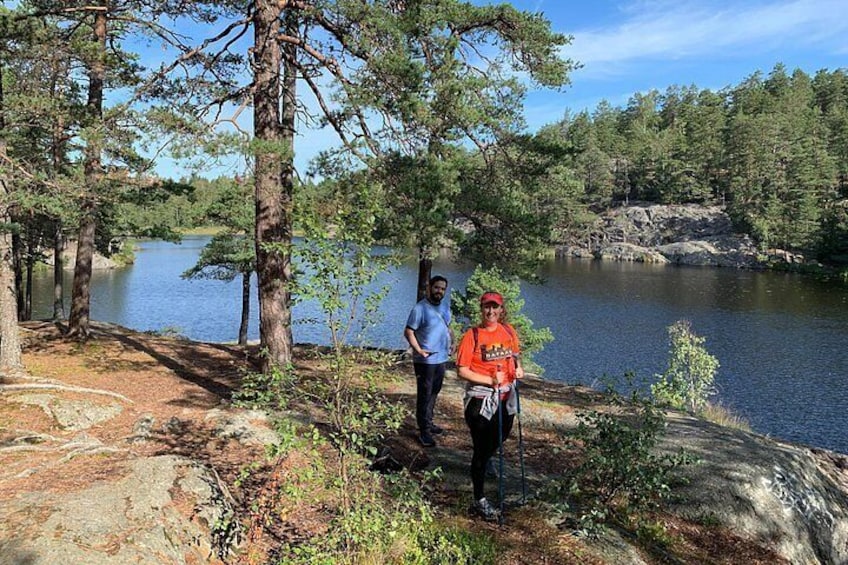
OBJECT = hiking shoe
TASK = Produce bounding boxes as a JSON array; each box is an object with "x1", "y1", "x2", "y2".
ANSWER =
[
  {"x1": 430, "y1": 424, "x2": 445, "y2": 435},
  {"x1": 470, "y1": 497, "x2": 500, "y2": 522},
  {"x1": 418, "y1": 433, "x2": 436, "y2": 447}
]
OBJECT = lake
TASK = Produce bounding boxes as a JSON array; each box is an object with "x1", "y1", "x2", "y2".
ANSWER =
[{"x1": 30, "y1": 236, "x2": 848, "y2": 455}]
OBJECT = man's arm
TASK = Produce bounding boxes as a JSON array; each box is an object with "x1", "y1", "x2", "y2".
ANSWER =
[{"x1": 404, "y1": 327, "x2": 430, "y2": 358}]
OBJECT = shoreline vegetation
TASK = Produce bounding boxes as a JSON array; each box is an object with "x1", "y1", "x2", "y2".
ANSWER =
[{"x1": 72, "y1": 203, "x2": 848, "y2": 281}]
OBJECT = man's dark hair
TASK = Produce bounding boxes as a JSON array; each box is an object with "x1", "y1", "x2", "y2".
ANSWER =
[{"x1": 429, "y1": 275, "x2": 448, "y2": 286}]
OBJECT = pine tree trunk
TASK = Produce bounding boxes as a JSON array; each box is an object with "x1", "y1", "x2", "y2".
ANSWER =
[
  {"x1": 24, "y1": 228, "x2": 34, "y2": 321},
  {"x1": 239, "y1": 271, "x2": 250, "y2": 346},
  {"x1": 416, "y1": 248, "x2": 433, "y2": 303},
  {"x1": 253, "y1": 1, "x2": 294, "y2": 371},
  {"x1": 51, "y1": 86, "x2": 66, "y2": 321},
  {"x1": 68, "y1": 8, "x2": 106, "y2": 340},
  {"x1": 0, "y1": 218, "x2": 21, "y2": 374},
  {"x1": 53, "y1": 220, "x2": 65, "y2": 320},
  {"x1": 12, "y1": 231, "x2": 23, "y2": 321},
  {"x1": 0, "y1": 63, "x2": 22, "y2": 373},
  {"x1": 68, "y1": 209, "x2": 96, "y2": 339}
]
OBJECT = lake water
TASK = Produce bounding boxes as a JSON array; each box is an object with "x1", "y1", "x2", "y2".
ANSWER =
[{"x1": 30, "y1": 237, "x2": 848, "y2": 455}]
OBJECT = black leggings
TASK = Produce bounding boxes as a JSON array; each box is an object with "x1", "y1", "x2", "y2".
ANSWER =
[{"x1": 464, "y1": 396, "x2": 514, "y2": 500}]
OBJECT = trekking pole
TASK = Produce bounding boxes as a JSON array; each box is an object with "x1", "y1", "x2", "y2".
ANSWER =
[
  {"x1": 496, "y1": 365, "x2": 505, "y2": 526},
  {"x1": 514, "y1": 379, "x2": 527, "y2": 505}
]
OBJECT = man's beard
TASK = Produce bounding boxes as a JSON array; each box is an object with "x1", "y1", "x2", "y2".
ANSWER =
[{"x1": 429, "y1": 296, "x2": 443, "y2": 305}]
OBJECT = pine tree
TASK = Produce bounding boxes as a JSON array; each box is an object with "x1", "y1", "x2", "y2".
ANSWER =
[
  {"x1": 244, "y1": 1, "x2": 574, "y2": 370},
  {"x1": 182, "y1": 179, "x2": 254, "y2": 345}
]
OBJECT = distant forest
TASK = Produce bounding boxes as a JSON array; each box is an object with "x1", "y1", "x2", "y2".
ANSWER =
[
  {"x1": 535, "y1": 64, "x2": 848, "y2": 262},
  {"x1": 7, "y1": 64, "x2": 848, "y2": 270},
  {"x1": 137, "y1": 64, "x2": 847, "y2": 265}
]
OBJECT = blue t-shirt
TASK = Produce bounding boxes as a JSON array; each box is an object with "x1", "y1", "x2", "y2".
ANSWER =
[{"x1": 406, "y1": 298, "x2": 451, "y2": 365}]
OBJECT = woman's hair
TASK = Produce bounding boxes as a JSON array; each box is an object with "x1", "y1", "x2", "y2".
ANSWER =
[{"x1": 498, "y1": 304, "x2": 508, "y2": 323}]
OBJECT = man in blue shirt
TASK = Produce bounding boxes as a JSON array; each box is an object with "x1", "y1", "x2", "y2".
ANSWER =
[{"x1": 404, "y1": 275, "x2": 453, "y2": 447}]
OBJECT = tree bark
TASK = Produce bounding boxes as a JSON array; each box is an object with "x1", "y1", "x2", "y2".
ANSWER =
[
  {"x1": 0, "y1": 62, "x2": 23, "y2": 374},
  {"x1": 24, "y1": 227, "x2": 34, "y2": 321},
  {"x1": 51, "y1": 85, "x2": 66, "y2": 321},
  {"x1": 253, "y1": 1, "x2": 294, "y2": 371},
  {"x1": 239, "y1": 271, "x2": 250, "y2": 346},
  {"x1": 416, "y1": 248, "x2": 433, "y2": 303},
  {"x1": 12, "y1": 230, "x2": 23, "y2": 320},
  {"x1": 68, "y1": 7, "x2": 106, "y2": 340},
  {"x1": 53, "y1": 220, "x2": 65, "y2": 320},
  {"x1": 0, "y1": 212, "x2": 21, "y2": 374},
  {"x1": 68, "y1": 208, "x2": 96, "y2": 339}
]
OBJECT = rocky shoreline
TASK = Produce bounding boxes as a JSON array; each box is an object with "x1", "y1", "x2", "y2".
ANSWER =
[{"x1": 556, "y1": 203, "x2": 810, "y2": 269}]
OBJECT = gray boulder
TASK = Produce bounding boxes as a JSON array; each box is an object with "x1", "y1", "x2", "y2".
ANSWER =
[
  {"x1": 562, "y1": 203, "x2": 763, "y2": 268},
  {"x1": 11, "y1": 393, "x2": 123, "y2": 431},
  {"x1": 596, "y1": 242, "x2": 669, "y2": 263},
  {"x1": 0, "y1": 455, "x2": 237, "y2": 565},
  {"x1": 662, "y1": 413, "x2": 848, "y2": 565}
]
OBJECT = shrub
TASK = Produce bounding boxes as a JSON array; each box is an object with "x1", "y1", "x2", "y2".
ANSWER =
[
  {"x1": 451, "y1": 264, "x2": 553, "y2": 373},
  {"x1": 275, "y1": 463, "x2": 497, "y2": 564},
  {"x1": 651, "y1": 320, "x2": 720, "y2": 413},
  {"x1": 233, "y1": 363, "x2": 296, "y2": 412},
  {"x1": 543, "y1": 390, "x2": 695, "y2": 537}
]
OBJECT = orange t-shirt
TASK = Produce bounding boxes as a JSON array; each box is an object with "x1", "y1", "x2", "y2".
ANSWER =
[{"x1": 456, "y1": 323, "x2": 521, "y2": 385}]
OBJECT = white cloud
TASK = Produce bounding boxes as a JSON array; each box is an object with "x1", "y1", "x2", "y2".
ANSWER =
[{"x1": 567, "y1": 0, "x2": 848, "y2": 77}]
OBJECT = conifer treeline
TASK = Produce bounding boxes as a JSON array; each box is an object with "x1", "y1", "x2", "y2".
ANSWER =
[
  {"x1": 539, "y1": 64, "x2": 848, "y2": 262},
  {"x1": 69, "y1": 65, "x2": 848, "y2": 266}
]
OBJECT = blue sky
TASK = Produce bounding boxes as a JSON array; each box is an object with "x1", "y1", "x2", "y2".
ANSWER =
[{"x1": 520, "y1": 0, "x2": 848, "y2": 127}]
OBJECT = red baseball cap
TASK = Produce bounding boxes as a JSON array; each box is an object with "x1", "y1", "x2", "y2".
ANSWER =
[{"x1": 480, "y1": 291, "x2": 503, "y2": 306}]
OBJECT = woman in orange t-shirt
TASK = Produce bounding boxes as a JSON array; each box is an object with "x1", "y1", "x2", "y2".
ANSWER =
[{"x1": 456, "y1": 291, "x2": 524, "y2": 521}]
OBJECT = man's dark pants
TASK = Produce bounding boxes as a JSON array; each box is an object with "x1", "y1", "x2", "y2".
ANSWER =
[{"x1": 414, "y1": 362, "x2": 445, "y2": 435}]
